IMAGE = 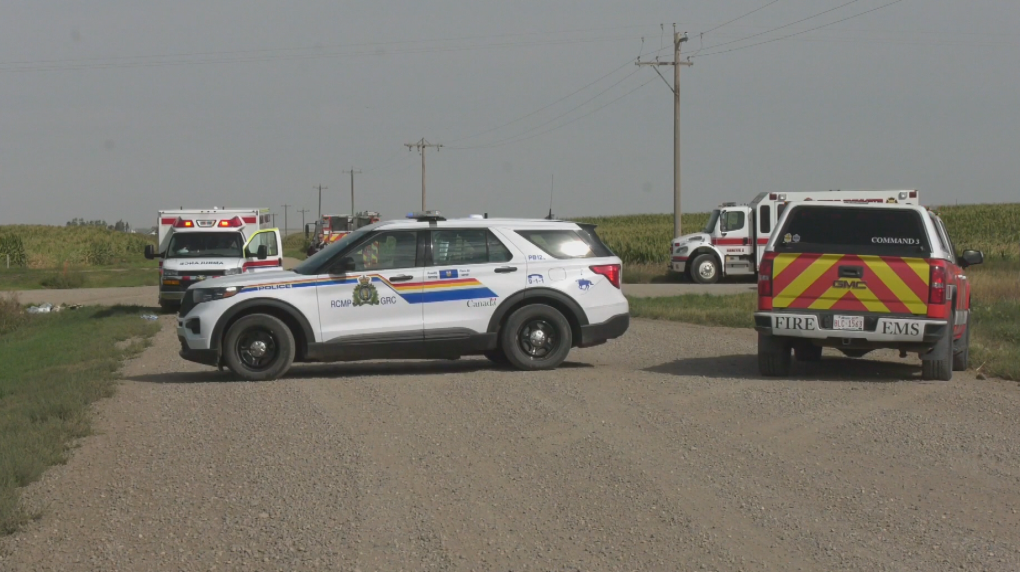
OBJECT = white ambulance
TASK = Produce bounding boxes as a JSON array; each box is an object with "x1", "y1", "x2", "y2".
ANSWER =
[
  {"x1": 670, "y1": 190, "x2": 921, "y2": 283},
  {"x1": 145, "y1": 208, "x2": 283, "y2": 311}
]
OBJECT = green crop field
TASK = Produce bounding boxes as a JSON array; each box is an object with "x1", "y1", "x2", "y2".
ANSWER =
[
  {"x1": 577, "y1": 203, "x2": 1020, "y2": 267},
  {"x1": 0, "y1": 225, "x2": 155, "y2": 269}
]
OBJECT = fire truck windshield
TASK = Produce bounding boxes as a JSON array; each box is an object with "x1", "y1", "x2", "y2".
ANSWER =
[
  {"x1": 329, "y1": 216, "x2": 352, "y2": 231},
  {"x1": 166, "y1": 232, "x2": 244, "y2": 258},
  {"x1": 702, "y1": 210, "x2": 720, "y2": 234}
]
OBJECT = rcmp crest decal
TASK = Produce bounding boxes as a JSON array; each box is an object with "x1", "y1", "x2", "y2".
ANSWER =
[{"x1": 352, "y1": 276, "x2": 380, "y2": 306}]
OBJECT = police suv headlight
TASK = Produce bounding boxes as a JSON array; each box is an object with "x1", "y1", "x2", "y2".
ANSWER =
[
  {"x1": 193, "y1": 286, "x2": 239, "y2": 304},
  {"x1": 162, "y1": 269, "x2": 179, "y2": 277},
  {"x1": 224, "y1": 267, "x2": 242, "y2": 276}
]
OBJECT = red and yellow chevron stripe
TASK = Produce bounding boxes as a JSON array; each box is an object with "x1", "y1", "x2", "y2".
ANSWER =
[{"x1": 772, "y1": 253, "x2": 930, "y2": 315}]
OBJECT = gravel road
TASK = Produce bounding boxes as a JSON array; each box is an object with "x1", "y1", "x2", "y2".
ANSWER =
[{"x1": 2, "y1": 317, "x2": 1018, "y2": 571}]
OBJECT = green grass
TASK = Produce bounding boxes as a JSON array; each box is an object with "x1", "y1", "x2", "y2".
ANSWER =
[
  {"x1": 0, "y1": 305, "x2": 160, "y2": 534},
  {"x1": 629, "y1": 293, "x2": 758, "y2": 328},
  {"x1": 283, "y1": 232, "x2": 310, "y2": 261},
  {"x1": 0, "y1": 266, "x2": 157, "y2": 291}
]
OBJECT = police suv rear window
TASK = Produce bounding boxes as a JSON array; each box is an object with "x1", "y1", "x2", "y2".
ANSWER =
[
  {"x1": 775, "y1": 206, "x2": 931, "y2": 256},
  {"x1": 516, "y1": 230, "x2": 598, "y2": 259}
]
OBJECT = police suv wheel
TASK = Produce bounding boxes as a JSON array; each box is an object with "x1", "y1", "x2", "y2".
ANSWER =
[
  {"x1": 690, "y1": 254, "x2": 720, "y2": 285},
  {"x1": 758, "y1": 332, "x2": 792, "y2": 377},
  {"x1": 483, "y1": 348, "x2": 510, "y2": 367},
  {"x1": 223, "y1": 314, "x2": 296, "y2": 382},
  {"x1": 501, "y1": 304, "x2": 572, "y2": 371}
]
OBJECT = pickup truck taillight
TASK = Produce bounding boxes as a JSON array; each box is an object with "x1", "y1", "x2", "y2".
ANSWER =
[
  {"x1": 590, "y1": 264, "x2": 621, "y2": 289},
  {"x1": 929, "y1": 263, "x2": 947, "y2": 305},
  {"x1": 758, "y1": 256, "x2": 774, "y2": 310}
]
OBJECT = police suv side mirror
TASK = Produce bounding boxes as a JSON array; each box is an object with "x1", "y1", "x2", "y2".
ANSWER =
[
  {"x1": 960, "y1": 250, "x2": 984, "y2": 268},
  {"x1": 256, "y1": 245, "x2": 269, "y2": 260},
  {"x1": 144, "y1": 244, "x2": 156, "y2": 260}
]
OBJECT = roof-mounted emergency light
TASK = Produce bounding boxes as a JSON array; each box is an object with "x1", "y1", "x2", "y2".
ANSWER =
[
  {"x1": 173, "y1": 218, "x2": 194, "y2": 228},
  {"x1": 218, "y1": 216, "x2": 244, "y2": 228}
]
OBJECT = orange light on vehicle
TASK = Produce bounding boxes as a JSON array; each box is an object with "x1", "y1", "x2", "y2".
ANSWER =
[
  {"x1": 173, "y1": 218, "x2": 194, "y2": 228},
  {"x1": 218, "y1": 216, "x2": 243, "y2": 228}
]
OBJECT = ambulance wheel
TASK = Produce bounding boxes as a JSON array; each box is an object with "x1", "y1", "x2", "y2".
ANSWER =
[
  {"x1": 921, "y1": 310, "x2": 954, "y2": 381},
  {"x1": 794, "y1": 342, "x2": 823, "y2": 362},
  {"x1": 223, "y1": 314, "x2": 295, "y2": 382},
  {"x1": 952, "y1": 316, "x2": 970, "y2": 372},
  {"x1": 502, "y1": 304, "x2": 572, "y2": 371},
  {"x1": 758, "y1": 333, "x2": 792, "y2": 377},
  {"x1": 690, "y1": 254, "x2": 720, "y2": 285}
]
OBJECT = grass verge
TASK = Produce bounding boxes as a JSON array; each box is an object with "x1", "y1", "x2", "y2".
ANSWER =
[
  {"x1": 0, "y1": 266, "x2": 157, "y2": 291},
  {"x1": 628, "y1": 260, "x2": 1019, "y2": 382},
  {"x1": 0, "y1": 305, "x2": 160, "y2": 534}
]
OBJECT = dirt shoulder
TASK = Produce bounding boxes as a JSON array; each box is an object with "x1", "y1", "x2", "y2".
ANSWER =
[{"x1": 2, "y1": 318, "x2": 1018, "y2": 571}]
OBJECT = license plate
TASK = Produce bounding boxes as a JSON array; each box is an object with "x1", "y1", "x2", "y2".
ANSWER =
[{"x1": 833, "y1": 315, "x2": 864, "y2": 331}]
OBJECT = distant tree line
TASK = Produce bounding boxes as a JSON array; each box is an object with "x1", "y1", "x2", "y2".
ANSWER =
[{"x1": 66, "y1": 218, "x2": 132, "y2": 232}]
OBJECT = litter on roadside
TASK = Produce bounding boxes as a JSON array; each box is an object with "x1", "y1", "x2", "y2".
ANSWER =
[
  {"x1": 140, "y1": 314, "x2": 159, "y2": 321},
  {"x1": 25, "y1": 303, "x2": 84, "y2": 314}
]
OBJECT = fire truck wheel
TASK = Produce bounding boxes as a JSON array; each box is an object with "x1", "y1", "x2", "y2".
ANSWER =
[{"x1": 690, "y1": 254, "x2": 720, "y2": 285}]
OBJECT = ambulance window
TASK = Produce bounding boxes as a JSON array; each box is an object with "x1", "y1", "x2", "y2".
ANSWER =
[
  {"x1": 721, "y1": 211, "x2": 745, "y2": 232},
  {"x1": 760, "y1": 206, "x2": 772, "y2": 234},
  {"x1": 246, "y1": 232, "x2": 279, "y2": 257}
]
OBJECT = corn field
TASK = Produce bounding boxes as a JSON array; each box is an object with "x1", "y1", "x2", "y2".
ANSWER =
[
  {"x1": 0, "y1": 225, "x2": 155, "y2": 268},
  {"x1": 577, "y1": 204, "x2": 1020, "y2": 266}
]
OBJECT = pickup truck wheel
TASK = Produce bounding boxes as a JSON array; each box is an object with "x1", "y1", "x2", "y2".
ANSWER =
[
  {"x1": 690, "y1": 254, "x2": 720, "y2": 285},
  {"x1": 952, "y1": 316, "x2": 970, "y2": 372},
  {"x1": 223, "y1": 314, "x2": 295, "y2": 381},
  {"x1": 794, "y1": 343, "x2": 823, "y2": 362},
  {"x1": 921, "y1": 312, "x2": 954, "y2": 382},
  {"x1": 758, "y1": 333, "x2": 792, "y2": 377},
  {"x1": 501, "y1": 304, "x2": 572, "y2": 371}
]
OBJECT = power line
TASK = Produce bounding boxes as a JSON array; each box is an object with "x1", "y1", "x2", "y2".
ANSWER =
[
  {"x1": 702, "y1": 0, "x2": 783, "y2": 35},
  {"x1": 697, "y1": 0, "x2": 866, "y2": 52},
  {"x1": 448, "y1": 68, "x2": 642, "y2": 149},
  {"x1": 697, "y1": 0, "x2": 908, "y2": 57}
]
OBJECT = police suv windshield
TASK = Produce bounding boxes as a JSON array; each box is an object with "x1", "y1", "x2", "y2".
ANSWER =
[
  {"x1": 293, "y1": 225, "x2": 376, "y2": 275},
  {"x1": 166, "y1": 232, "x2": 244, "y2": 258},
  {"x1": 702, "y1": 210, "x2": 720, "y2": 234}
]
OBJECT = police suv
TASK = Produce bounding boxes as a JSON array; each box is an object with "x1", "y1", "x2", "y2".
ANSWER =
[{"x1": 176, "y1": 213, "x2": 630, "y2": 380}]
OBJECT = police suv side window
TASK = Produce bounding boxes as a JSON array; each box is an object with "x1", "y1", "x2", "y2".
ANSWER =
[
  {"x1": 432, "y1": 230, "x2": 513, "y2": 265},
  {"x1": 516, "y1": 230, "x2": 595, "y2": 259},
  {"x1": 721, "y1": 211, "x2": 745, "y2": 232},
  {"x1": 351, "y1": 231, "x2": 418, "y2": 271}
]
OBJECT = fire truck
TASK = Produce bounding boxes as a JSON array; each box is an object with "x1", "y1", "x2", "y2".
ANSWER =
[
  {"x1": 305, "y1": 211, "x2": 382, "y2": 254},
  {"x1": 670, "y1": 190, "x2": 921, "y2": 284}
]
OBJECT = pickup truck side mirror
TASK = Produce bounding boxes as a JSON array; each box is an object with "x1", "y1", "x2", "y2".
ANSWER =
[
  {"x1": 144, "y1": 244, "x2": 156, "y2": 260},
  {"x1": 256, "y1": 245, "x2": 269, "y2": 260},
  {"x1": 960, "y1": 250, "x2": 984, "y2": 268}
]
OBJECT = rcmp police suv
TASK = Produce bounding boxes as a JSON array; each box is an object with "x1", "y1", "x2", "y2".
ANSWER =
[
  {"x1": 176, "y1": 212, "x2": 630, "y2": 381},
  {"x1": 755, "y1": 202, "x2": 983, "y2": 381}
]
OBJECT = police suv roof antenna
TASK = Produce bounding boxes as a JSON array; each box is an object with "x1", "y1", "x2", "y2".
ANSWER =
[{"x1": 546, "y1": 174, "x2": 555, "y2": 220}]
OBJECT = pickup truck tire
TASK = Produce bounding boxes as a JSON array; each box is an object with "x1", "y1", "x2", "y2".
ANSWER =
[
  {"x1": 952, "y1": 317, "x2": 970, "y2": 372},
  {"x1": 223, "y1": 314, "x2": 296, "y2": 382},
  {"x1": 921, "y1": 312, "x2": 954, "y2": 382},
  {"x1": 794, "y1": 343, "x2": 823, "y2": 362},
  {"x1": 758, "y1": 332, "x2": 792, "y2": 377},
  {"x1": 501, "y1": 304, "x2": 572, "y2": 371},
  {"x1": 689, "y1": 254, "x2": 720, "y2": 285}
]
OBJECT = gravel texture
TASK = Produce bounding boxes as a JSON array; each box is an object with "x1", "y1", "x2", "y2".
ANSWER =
[{"x1": 2, "y1": 315, "x2": 1018, "y2": 571}]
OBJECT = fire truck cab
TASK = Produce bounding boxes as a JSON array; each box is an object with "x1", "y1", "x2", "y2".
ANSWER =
[{"x1": 670, "y1": 190, "x2": 921, "y2": 284}]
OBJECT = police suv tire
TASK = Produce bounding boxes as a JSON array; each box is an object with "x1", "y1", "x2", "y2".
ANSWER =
[
  {"x1": 952, "y1": 316, "x2": 970, "y2": 372},
  {"x1": 921, "y1": 311, "x2": 954, "y2": 382},
  {"x1": 758, "y1": 332, "x2": 792, "y2": 377},
  {"x1": 690, "y1": 254, "x2": 720, "y2": 285},
  {"x1": 501, "y1": 304, "x2": 572, "y2": 371},
  {"x1": 794, "y1": 342, "x2": 823, "y2": 362},
  {"x1": 223, "y1": 314, "x2": 296, "y2": 382},
  {"x1": 483, "y1": 349, "x2": 510, "y2": 367}
]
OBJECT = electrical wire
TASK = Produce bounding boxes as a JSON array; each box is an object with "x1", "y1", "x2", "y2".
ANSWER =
[
  {"x1": 697, "y1": 0, "x2": 865, "y2": 52},
  {"x1": 702, "y1": 0, "x2": 783, "y2": 35},
  {"x1": 696, "y1": 0, "x2": 908, "y2": 57}
]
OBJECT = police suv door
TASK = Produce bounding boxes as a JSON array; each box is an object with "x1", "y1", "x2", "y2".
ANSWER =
[
  {"x1": 316, "y1": 230, "x2": 425, "y2": 342},
  {"x1": 423, "y1": 228, "x2": 525, "y2": 338}
]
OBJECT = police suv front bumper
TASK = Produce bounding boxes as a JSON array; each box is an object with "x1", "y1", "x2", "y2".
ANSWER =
[{"x1": 754, "y1": 312, "x2": 947, "y2": 347}]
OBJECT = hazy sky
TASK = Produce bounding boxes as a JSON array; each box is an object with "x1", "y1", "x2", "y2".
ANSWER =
[{"x1": 1, "y1": 1, "x2": 1017, "y2": 229}]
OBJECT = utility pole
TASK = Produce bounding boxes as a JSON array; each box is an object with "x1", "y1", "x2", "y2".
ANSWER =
[
  {"x1": 281, "y1": 204, "x2": 291, "y2": 236},
  {"x1": 405, "y1": 138, "x2": 442, "y2": 211},
  {"x1": 637, "y1": 24, "x2": 692, "y2": 239},
  {"x1": 314, "y1": 185, "x2": 327, "y2": 223},
  {"x1": 342, "y1": 168, "x2": 361, "y2": 214},
  {"x1": 298, "y1": 208, "x2": 309, "y2": 233}
]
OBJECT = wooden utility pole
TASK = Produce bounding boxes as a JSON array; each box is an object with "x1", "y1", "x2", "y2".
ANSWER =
[
  {"x1": 281, "y1": 204, "x2": 291, "y2": 236},
  {"x1": 405, "y1": 138, "x2": 442, "y2": 211},
  {"x1": 297, "y1": 208, "x2": 309, "y2": 232},
  {"x1": 314, "y1": 185, "x2": 327, "y2": 222},
  {"x1": 637, "y1": 25, "x2": 692, "y2": 239},
  {"x1": 342, "y1": 168, "x2": 361, "y2": 214}
]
